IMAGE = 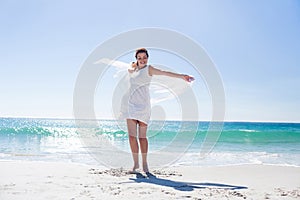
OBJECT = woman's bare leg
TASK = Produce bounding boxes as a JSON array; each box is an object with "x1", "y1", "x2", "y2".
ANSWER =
[
  {"x1": 126, "y1": 119, "x2": 139, "y2": 172},
  {"x1": 138, "y1": 121, "x2": 149, "y2": 173}
]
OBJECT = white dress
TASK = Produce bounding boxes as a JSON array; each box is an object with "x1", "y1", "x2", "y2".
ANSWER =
[{"x1": 120, "y1": 65, "x2": 152, "y2": 124}]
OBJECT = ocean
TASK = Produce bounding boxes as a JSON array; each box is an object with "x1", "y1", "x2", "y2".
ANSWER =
[{"x1": 0, "y1": 117, "x2": 299, "y2": 167}]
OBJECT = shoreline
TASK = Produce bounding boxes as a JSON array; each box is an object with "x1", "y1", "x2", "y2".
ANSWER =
[{"x1": 1, "y1": 160, "x2": 299, "y2": 199}]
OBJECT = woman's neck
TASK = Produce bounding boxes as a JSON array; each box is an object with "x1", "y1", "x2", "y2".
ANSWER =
[{"x1": 137, "y1": 64, "x2": 147, "y2": 70}]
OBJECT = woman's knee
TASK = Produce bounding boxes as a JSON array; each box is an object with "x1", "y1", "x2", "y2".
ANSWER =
[
  {"x1": 138, "y1": 137, "x2": 148, "y2": 142},
  {"x1": 129, "y1": 132, "x2": 138, "y2": 138}
]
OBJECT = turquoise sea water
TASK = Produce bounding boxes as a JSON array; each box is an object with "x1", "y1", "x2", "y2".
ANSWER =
[{"x1": 0, "y1": 117, "x2": 299, "y2": 167}]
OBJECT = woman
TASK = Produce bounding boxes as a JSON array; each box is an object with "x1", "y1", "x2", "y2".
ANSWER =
[{"x1": 125, "y1": 48, "x2": 194, "y2": 173}]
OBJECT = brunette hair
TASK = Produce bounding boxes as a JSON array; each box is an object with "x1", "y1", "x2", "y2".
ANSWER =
[{"x1": 135, "y1": 48, "x2": 149, "y2": 59}]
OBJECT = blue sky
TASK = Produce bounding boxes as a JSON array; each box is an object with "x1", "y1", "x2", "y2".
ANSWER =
[{"x1": 0, "y1": 0, "x2": 299, "y2": 122}]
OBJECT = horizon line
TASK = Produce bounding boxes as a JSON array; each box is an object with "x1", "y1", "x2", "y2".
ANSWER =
[{"x1": 0, "y1": 116, "x2": 299, "y2": 124}]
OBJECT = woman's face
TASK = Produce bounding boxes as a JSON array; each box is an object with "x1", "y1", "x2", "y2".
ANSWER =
[{"x1": 136, "y1": 52, "x2": 148, "y2": 67}]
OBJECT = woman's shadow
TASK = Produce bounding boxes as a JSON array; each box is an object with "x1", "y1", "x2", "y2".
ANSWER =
[{"x1": 129, "y1": 172, "x2": 247, "y2": 192}]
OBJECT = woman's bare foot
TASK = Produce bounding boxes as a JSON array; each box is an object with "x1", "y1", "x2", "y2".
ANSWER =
[
  {"x1": 129, "y1": 164, "x2": 139, "y2": 174},
  {"x1": 143, "y1": 163, "x2": 149, "y2": 173}
]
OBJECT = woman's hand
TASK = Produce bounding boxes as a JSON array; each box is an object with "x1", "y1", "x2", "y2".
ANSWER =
[
  {"x1": 182, "y1": 74, "x2": 195, "y2": 82},
  {"x1": 128, "y1": 62, "x2": 138, "y2": 73},
  {"x1": 131, "y1": 62, "x2": 137, "y2": 68}
]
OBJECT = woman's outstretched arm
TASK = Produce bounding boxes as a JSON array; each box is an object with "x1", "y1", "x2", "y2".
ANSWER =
[{"x1": 149, "y1": 65, "x2": 194, "y2": 82}]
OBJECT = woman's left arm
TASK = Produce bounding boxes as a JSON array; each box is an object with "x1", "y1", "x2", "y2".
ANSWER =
[{"x1": 149, "y1": 65, "x2": 194, "y2": 82}]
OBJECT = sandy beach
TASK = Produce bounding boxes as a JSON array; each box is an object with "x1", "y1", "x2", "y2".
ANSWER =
[{"x1": 0, "y1": 160, "x2": 299, "y2": 200}]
